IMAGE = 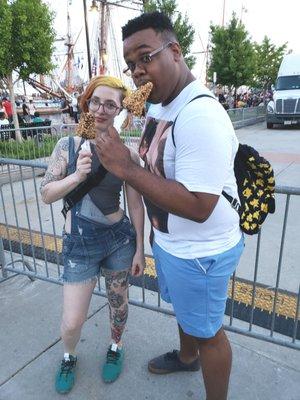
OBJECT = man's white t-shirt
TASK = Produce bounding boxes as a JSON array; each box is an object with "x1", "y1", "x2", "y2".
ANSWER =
[{"x1": 141, "y1": 80, "x2": 242, "y2": 259}]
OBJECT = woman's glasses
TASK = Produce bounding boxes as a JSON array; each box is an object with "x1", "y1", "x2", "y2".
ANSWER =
[{"x1": 87, "y1": 98, "x2": 120, "y2": 114}]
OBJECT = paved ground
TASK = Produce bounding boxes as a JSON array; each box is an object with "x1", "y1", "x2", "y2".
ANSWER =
[{"x1": 0, "y1": 274, "x2": 299, "y2": 400}]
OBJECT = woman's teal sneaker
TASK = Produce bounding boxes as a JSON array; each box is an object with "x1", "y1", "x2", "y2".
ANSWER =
[
  {"x1": 102, "y1": 344, "x2": 124, "y2": 383},
  {"x1": 55, "y1": 355, "x2": 77, "y2": 394}
]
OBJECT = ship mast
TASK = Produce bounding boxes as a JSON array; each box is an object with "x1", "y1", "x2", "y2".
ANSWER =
[
  {"x1": 65, "y1": 0, "x2": 74, "y2": 92},
  {"x1": 92, "y1": 0, "x2": 144, "y2": 76},
  {"x1": 99, "y1": 0, "x2": 108, "y2": 74}
]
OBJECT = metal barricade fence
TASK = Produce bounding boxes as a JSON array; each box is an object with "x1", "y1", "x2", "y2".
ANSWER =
[
  {"x1": 0, "y1": 125, "x2": 59, "y2": 173},
  {"x1": 59, "y1": 123, "x2": 78, "y2": 137},
  {"x1": 0, "y1": 158, "x2": 299, "y2": 351}
]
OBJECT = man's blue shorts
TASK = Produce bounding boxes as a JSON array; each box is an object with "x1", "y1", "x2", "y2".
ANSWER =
[{"x1": 152, "y1": 237, "x2": 244, "y2": 338}]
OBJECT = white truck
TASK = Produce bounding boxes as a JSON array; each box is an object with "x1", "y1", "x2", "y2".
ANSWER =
[{"x1": 266, "y1": 54, "x2": 300, "y2": 128}]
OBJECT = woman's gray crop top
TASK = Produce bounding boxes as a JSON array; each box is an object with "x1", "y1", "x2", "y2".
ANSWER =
[{"x1": 88, "y1": 142, "x2": 123, "y2": 215}]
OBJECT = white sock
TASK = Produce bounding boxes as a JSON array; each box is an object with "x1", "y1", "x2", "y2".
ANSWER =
[{"x1": 110, "y1": 343, "x2": 118, "y2": 352}]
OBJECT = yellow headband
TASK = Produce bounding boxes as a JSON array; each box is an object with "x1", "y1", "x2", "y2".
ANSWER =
[{"x1": 90, "y1": 75, "x2": 131, "y2": 98}]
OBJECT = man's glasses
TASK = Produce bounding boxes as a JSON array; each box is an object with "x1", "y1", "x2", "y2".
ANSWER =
[
  {"x1": 87, "y1": 98, "x2": 120, "y2": 114},
  {"x1": 123, "y1": 42, "x2": 173, "y2": 76}
]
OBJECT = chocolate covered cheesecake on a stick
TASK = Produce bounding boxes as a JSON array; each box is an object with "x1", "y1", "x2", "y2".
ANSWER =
[
  {"x1": 122, "y1": 82, "x2": 153, "y2": 117},
  {"x1": 76, "y1": 112, "x2": 96, "y2": 139}
]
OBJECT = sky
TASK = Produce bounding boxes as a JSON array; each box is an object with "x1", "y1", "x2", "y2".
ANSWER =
[{"x1": 46, "y1": 0, "x2": 300, "y2": 84}]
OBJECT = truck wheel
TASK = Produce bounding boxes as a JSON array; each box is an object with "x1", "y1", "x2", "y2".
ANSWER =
[{"x1": 267, "y1": 122, "x2": 273, "y2": 129}]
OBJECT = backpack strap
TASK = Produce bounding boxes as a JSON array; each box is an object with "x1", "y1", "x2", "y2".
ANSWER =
[
  {"x1": 221, "y1": 190, "x2": 241, "y2": 213},
  {"x1": 171, "y1": 94, "x2": 215, "y2": 147},
  {"x1": 170, "y1": 93, "x2": 242, "y2": 214}
]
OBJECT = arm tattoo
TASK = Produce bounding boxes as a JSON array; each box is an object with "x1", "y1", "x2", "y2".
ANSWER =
[{"x1": 40, "y1": 137, "x2": 69, "y2": 192}]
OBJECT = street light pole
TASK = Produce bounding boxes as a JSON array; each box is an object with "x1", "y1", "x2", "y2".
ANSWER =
[
  {"x1": 83, "y1": 0, "x2": 92, "y2": 79},
  {"x1": 222, "y1": 0, "x2": 226, "y2": 26}
]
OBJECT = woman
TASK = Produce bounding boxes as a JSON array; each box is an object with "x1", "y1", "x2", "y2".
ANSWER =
[{"x1": 40, "y1": 76, "x2": 145, "y2": 394}]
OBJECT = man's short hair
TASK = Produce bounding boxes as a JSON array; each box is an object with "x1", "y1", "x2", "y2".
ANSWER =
[
  {"x1": 122, "y1": 11, "x2": 177, "y2": 42},
  {"x1": 0, "y1": 112, "x2": 6, "y2": 119}
]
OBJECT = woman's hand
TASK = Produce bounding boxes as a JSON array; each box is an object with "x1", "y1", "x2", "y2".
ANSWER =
[
  {"x1": 74, "y1": 149, "x2": 92, "y2": 183},
  {"x1": 130, "y1": 250, "x2": 146, "y2": 277}
]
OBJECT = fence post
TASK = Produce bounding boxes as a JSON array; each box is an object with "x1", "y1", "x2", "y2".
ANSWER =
[{"x1": 0, "y1": 237, "x2": 7, "y2": 278}]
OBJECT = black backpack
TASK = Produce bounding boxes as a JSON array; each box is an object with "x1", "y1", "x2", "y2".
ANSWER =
[{"x1": 171, "y1": 94, "x2": 275, "y2": 235}]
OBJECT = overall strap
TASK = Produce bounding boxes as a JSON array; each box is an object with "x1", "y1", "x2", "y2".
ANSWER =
[
  {"x1": 62, "y1": 136, "x2": 85, "y2": 221},
  {"x1": 171, "y1": 94, "x2": 215, "y2": 147},
  {"x1": 67, "y1": 136, "x2": 84, "y2": 175}
]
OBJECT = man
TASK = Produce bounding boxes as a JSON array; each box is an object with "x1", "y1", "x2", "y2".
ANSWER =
[
  {"x1": 22, "y1": 98, "x2": 30, "y2": 122},
  {"x1": 28, "y1": 99, "x2": 36, "y2": 120},
  {"x1": 60, "y1": 95, "x2": 71, "y2": 125},
  {"x1": 96, "y1": 12, "x2": 243, "y2": 400},
  {"x1": 71, "y1": 92, "x2": 79, "y2": 123},
  {"x1": 2, "y1": 97, "x2": 13, "y2": 122}
]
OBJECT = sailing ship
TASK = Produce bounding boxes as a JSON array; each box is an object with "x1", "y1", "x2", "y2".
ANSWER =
[{"x1": 23, "y1": 0, "x2": 144, "y2": 101}]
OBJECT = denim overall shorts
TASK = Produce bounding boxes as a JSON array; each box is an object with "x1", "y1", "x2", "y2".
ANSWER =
[{"x1": 61, "y1": 137, "x2": 136, "y2": 283}]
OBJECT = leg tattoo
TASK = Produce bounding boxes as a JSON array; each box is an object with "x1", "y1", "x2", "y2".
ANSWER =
[{"x1": 103, "y1": 269, "x2": 129, "y2": 344}]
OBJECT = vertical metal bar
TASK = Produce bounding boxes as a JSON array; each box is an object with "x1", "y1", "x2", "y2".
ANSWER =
[
  {"x1": 122, "y1": 183, "x2": 127, "y2": 215},
  {"x1": 249, "y1": 231, "x2": 262, "y2": 331},
  {"x1": 0, "y1": 237, "x2": 7, "y2": 278},
  {"x1": 0, "y1": 184, "x2": 14, "y2": 267},
  {"x1": 157, "y1": 282, "x2": 161, "y2": 308},
  {"x1": 142, "y1": 273, "x2": 145, "y2": 303},
  {"x1": 229, "y1": 272, "x2": 236, "y2": 326},
  {"x1": 7, "y1": 164, "x2": 27, "y2": 270},
  {"x1": 96, "y1": 275, "x2": 101, "y2": 293},
  {"x1": 270, "y1": 194, "x2": 290, "y2": 336},
  {"x1": 19, "y1": 166, "x2": 38, "y2": 273},
  {"x1": 292, "y1": 284, "x2": 300, "y2": 343},
  {"x1": 32, "y1": 166, "x2": 50, "y2": 276},
  {"x1": 49, "y1": 203, "x2": 61, "y2": 278},
  {"x1": 83, "y1": 0, "x2": 92, "y2": 79}
]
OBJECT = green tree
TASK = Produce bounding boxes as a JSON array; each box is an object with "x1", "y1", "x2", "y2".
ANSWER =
[
  {"x1": 252, "y1": 36, "x2": 288, "y2": 90},
  {"x1": 143, "y1": 0, "x2": 196, "y2": 69},
  {"x1": 208, "y1": 13, "x2": 255, "y2": 98},
  {"x1": 0, "y1": 0, "x2": 55, "y2": 142}
]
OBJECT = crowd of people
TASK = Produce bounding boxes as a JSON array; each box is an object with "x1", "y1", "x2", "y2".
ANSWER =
[
  {"x1": 218, "y1": 89, "x2": 273, "y2": 110},
  {"x1": 0, "y1": 93, "x2": 82, "y2": 128}
]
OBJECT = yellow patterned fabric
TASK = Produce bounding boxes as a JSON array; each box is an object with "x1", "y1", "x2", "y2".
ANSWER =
[{"x1": 233, "y1": 144, "x2": 275, "y2": 235}]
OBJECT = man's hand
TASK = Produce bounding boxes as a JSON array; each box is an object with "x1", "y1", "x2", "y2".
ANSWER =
[{"x1": 95, "y1": 126, "x2": 133, "y2": 179}]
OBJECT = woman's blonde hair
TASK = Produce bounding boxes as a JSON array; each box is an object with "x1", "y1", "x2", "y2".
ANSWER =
[{"x1": 80, "y1": 75, "x2": 131, "y2": 112}]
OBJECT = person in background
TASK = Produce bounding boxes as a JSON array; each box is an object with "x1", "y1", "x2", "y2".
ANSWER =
[
  {"x1": 28, "y1": 99, "x2": 36, "y2": 119},
  {"x1": 2, "y1": 97, "x2": 13, "y2": 122},
  {"x1": 60, "y1": 95, "x2": 71, "y2": 125},
  {"x1": 40, "y1": 75, "x2": 145, "y2": 395},
  {"x1": 32, "y1": 111, "x2": 44, "y2": 123},
  {"x1": 0, "y1": 101, "x2": 8, "y2": 118},
  {"x1": 71, "y1": 92, "x2": 79, "y2": 123},
  {"x1": 22, "y1": 99, "x2": 30, "y2": 122},
  {"x1": 0, "y1": 111, "x2": 10, "y2": 125},
  {"x1": 95, "y1": 12, "x2": 244, "y2": 400}
]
